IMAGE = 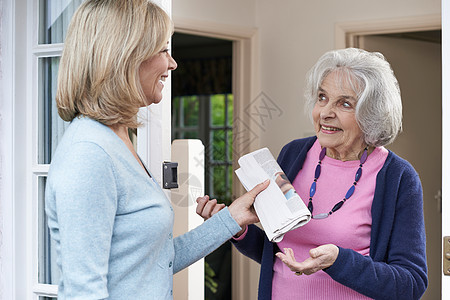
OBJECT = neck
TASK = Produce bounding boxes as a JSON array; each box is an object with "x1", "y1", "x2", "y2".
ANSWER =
[
  {"x1": 108, "y1": 124, "x2": 130, "y2": 142},
  {"x1": 326, "y1": 145, "x2": 372, "y2": 161}
]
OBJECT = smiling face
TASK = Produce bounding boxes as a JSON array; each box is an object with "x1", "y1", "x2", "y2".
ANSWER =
[
  {"x1": 139, "y1": 43, "x2": 177, "y2": 106},
  {"x1": 312, "y1": 70, "x2": 365, "y2": 161}
]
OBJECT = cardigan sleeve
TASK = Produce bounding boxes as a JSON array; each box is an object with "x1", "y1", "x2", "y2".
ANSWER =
[
  {"x1": 172, "y1": 207, "x2": 241, "y2": 273},
  {"x1": 46, "y1": 142, "x2": 118, "y2": 299},
  {"x1": 324, "y1": 155, "x2": 428, "y2": 300}
]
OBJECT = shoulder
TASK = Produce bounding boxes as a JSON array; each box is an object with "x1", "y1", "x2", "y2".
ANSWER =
[
  {"x1": 278, "y1": 136, "x2": 316, "y2": 161},
  {"x1": 52, "y1": 116, "x2": 125, "y2": 165},
  {"x1": 48, "y1": 118, "x2": 122, "y2": 186},
  {"x1": 376, "y1": 150, "x2": 423, "y2": 208},
  {"x1": 381, "y1": 150, "x2": 420, "y2": 182}
]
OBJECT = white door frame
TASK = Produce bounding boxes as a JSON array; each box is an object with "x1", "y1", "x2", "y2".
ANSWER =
[
  {"x1": 1, "y1": 0, "x2": 16, "y2": 298},
  {"x1": 172, "y1": 17, "x2": 261, "y2": 300},
  {"x1": 335, "y1": 14, "x2": 441, "y2": 49}
]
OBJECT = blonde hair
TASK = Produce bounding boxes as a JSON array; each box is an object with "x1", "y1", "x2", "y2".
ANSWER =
[{"x1": 56, "y1": 0, "x2": 173, "y2": 127}]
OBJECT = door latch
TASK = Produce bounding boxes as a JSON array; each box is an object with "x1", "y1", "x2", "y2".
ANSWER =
[
  {"x1": 444, "y1": 236, "x2": 450, "y2": 275},
  {"x1": 162, "y1": 161, "x2": 178, "y2": 189}
]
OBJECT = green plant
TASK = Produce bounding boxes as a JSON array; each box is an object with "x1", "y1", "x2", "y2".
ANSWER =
[{"x1": 205, "y1": 261, "x2": 219, "y2": 295}]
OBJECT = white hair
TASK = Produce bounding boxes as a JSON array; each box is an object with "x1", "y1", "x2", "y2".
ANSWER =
[{"x1": 304, "y1": 48, "x2": 402, "y2": 147}]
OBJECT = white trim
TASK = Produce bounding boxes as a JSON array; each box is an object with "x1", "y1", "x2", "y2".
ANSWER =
[
  {"x1": 1, "y1": 0, "x2": 16, "y2": 298},
  {"x1": 32, "y1": 44, "x2": 63, "y2": 57},
  {"x1": 335, "y1": 14, "x2": 441, "y2": 49},
  {"x1": 174, "y1": 16, "x2": 257, "y2": 40},
  {"x1": 32, "y1": 284, "x2": 58, "y2": 297}
]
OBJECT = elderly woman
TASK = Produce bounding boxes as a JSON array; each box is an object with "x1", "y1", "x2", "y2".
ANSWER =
[
  {"x1": 198, "y1": 48, "x2": 428, "y2": 299},
  {"x1": 45, "y1": 1, "x2": 268, "y2": 299}
]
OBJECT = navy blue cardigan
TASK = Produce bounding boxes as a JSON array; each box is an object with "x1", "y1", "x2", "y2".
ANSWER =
[{"x1": 232, "y1": 137, "x2": 428, "y2": 300}]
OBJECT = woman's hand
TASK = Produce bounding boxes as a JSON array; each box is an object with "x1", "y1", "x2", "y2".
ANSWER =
[
  {"x1": 227, "y1": 180, "x2": 269, "y2": 228},
  {"x1": 275, "y1": 245, "x2": 339, "y2": 275},
  {"x1": 196, "y1": 195, "x2": 226, "y2": 220},
  {"x1": 196, "y1": 180, "x2": 269, "y2": 228}
]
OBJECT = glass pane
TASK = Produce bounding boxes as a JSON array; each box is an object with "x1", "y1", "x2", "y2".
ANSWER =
[
  {"x1": 227, "y1": 130, "x2": 233, "y2": 161},
  {"x1": 39, "y1": 297, "x2": 57, "y2": 300},
  {"x1": 211, "y1": 94, "x2": 225, "y2": 126},
  {"x1": 38, "y1": 177, "x2": 60, "y2": 285},
  {"x1": 38, "y1": 57, "x2": 70, "y2": 164},
  {"x1": 227, "y1": 94, "x2": 233, "y2": 126},
  {"x1": 183, "y1": 130, "x2": 199, "y2": 139},
  {"x1": 211, "y1": 165, "x2": 231, "y2": 205},
  {"x1": 211, "y1": 130, "x2": 226, "y2": 161},
  {"x1": 171, "y1": 97, "x2": 180, "y2": 129},
  {"x1": 39, "y1": 0, "x2": 83, "y2": 44},
  {"x1": 183, "y1": 96, "x2": 199, "y2": 126}
]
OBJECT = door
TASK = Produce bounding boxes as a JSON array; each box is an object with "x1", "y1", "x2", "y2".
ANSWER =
[
  {"x1": 442, "y1": 0, "x2": 450, "y2": 297},
  {"x1": 360, "y1": 32, "x2": 441, "y2": 300}
]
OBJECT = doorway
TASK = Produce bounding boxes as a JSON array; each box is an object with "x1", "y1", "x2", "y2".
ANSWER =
[
  {"x1": 171, "y1": 32, "x2": 234, "y2": 300},
  {"x1": 357, "y1": 30, "x2": 442, "y2": 300}
]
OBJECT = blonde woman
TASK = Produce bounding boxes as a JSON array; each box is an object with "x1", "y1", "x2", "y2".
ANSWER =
[{"x1": 45, "y1": 1, "x2": 268, "y2": 299}]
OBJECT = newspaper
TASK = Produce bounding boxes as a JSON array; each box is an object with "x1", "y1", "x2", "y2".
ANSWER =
[{"x1": 235, "y1": 147, "x2": 311, "y2": 242}]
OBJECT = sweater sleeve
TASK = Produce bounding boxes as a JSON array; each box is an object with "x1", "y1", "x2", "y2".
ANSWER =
[
  {"x1": 324, "y1": 157, "x2": 428, "y2": 300},
  {"x1": 230, "y1": 224, "x2": 267, "y2": 264},
  {"x1": 172, "y1": 207, "x2": 241, "y2": 273},
  {"x1": 46, "y1": 142, "x2": 118, "y2": 300}
]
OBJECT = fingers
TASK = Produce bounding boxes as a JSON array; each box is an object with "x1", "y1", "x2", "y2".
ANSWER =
[
  {"x1": 195, "y1": 195, "x2": 209, "y2": 216},
  {"x1": 196, "y1": 195, "x2": 226, "y2": 220},
  {"x1": 285, "y1": 248, "x2": 296, "y2": 262},
  {"x1": 247, "y1": 179, "x2": 270, "y2": 198},
  {"x1": 275, "y1": 248, "x2": 324, "y2": 275},
  {"x1": 212, "y1": 203, "x2": 226, "y2": 215}
]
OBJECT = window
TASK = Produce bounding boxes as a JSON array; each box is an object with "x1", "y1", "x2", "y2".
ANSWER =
[
  {"x1": 32, "y1": 1, "x2": 83, "y2": 297},
  {"x1": 172, "y1": 94, "x2": 234, "y2": 204}
]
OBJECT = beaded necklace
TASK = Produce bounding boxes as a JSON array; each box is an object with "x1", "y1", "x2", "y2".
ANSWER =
[{"x1": 308, "y1": 146, "x2": 369, "y2": 219}]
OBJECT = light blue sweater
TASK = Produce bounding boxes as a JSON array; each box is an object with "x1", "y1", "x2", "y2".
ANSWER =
[{"x1": 45, "y1": 116, "x2": 241, "y2": 299}]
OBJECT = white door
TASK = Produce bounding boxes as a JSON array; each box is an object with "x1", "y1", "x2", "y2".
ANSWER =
[
  {"x1": 138, "y1": 0, "x2": 173, "y2": 184},
  {"x1": 0, "y1": 0, "x2": 172, "y2": 299},
  {"x1": 442, "y1": 0, "x2": 450, "y2": 297}
]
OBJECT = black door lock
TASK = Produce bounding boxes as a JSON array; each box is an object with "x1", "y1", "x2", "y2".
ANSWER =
[{"x1": 162, "y1": 161, "x2": 178, "y2": 189}]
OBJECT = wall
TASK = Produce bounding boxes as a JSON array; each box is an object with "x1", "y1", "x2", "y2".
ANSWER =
[
  {"x1": 254, "y1": 0, "x2": 441, "y2": 155},
  {"x1": 172, "y1": 0, "x2": 257, "y2": 28}
]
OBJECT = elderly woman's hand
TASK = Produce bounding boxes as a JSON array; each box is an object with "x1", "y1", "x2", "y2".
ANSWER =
[
  {"x1": 275, "y1": 245, "x2": 339, "y2": 275},
  {"x1": 196, "y1": 195, "x2": 226, "y2": 220},
  {"x1": 196, "y1": 180, "x2": 269, "y2": 228}
]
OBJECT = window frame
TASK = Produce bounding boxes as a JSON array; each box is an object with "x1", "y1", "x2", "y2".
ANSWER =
[{"x1": 30, "y1": 0, "x2": 65, "y2": 298}]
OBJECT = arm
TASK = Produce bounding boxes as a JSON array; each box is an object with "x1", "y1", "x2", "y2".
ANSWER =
[
  {"x1": 47, "y1": 143, "x2": 117, "y2": 299},
  {"x1": 173, "y1": 180, "x2": 269, "y2": 273},
  {"x1": 275, "y1": 155, "x2": 427, "y2": 299},
  {"x1": 231, "y1": 224, "x2": 267, "y2": 264},
  {"x1": 325, "y1": 164, "x2": 427, "y2": 300},
  {"x1": 172, "y1": 207, "x2": 241, "y2": 273}
]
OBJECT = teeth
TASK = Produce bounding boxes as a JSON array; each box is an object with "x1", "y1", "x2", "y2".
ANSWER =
[
  {"x1": 160, "y1": 77, "x2": 166, "y2": 82},
  {"x1": 322, "y1": 125, "x2": 340, "y2": 131}
]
